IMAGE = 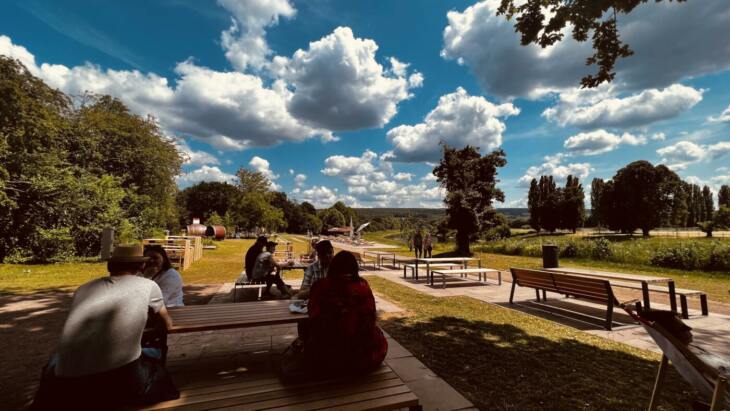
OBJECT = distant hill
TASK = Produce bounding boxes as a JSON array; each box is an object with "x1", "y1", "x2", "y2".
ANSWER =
[{"x1": 354, "y1": 208, "x2": 529, "y2": 220}]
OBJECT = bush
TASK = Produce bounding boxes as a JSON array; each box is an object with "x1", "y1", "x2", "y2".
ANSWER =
[
  {"x1": 560, "y1": 242, "x2": 579, "y2": 258},
  {"x1": 705, "y1": 246, "x2": 730, "y2": 271},
  {"x1": 651, "y1": 245, "x2": 701, "y2": 270},
  {"x1": 34, "y1": 228, "x2": 75, "y2": 263},
  {"x1": 484, "y1": 224, "x2": 512, "y2": 241},
  {"x1": 590, "y1": 238, "x2": 613, "y2": 260}
]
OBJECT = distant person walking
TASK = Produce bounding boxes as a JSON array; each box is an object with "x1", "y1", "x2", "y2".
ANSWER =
[
  {"x1": 413, "y1": 230, "x2": 423, "y2": 259},
  {"x1": 407, "y1": 235, "x2": 413, "y2": 252},
  {"x1": 423, "y1": 233, "x2": 433, "y2": 258}
]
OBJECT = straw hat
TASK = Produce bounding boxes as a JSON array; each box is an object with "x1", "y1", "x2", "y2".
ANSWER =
[{"x1": 109, "y1": 244, "x2": 149, "y2": 263}]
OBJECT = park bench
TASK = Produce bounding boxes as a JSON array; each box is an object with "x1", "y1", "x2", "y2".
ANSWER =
[
  {"x1": 403, "y1": 262, "x2": 460, "y2": 279},
  {"x1": 233, "y1": 272, "x2": 268, "y2": 301},
  {"x1": 354, "y1": 252, "x2": 378, "y2": 269},
  {"x1": 430, "y1": 268, "x2": 502, "y2": 289},
  {"x1": 610, "y1": 281, "x2": 708, "y2": 319},
  {"x1": 510, "y1": 268, "x2": 637, "y2": 330},
  {"x1": 134, "y1": 364, "x2": 421, "y2": 410}
]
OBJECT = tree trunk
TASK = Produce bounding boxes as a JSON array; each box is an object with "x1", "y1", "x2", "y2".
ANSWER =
[
  {"x1": 456, "y1": 230, "x2": 471, "y2": 256},
  {"x1": 642, "y1": 228, "x2": 650, "y2": 237}
]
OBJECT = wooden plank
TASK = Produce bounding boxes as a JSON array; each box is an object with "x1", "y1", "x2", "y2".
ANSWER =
[
  {"x1": 316, "y1": 392, "x2": 419, "y2": 411},
  {"x1": 260, "y1": 385, "x2": 413, "y2": 411},
  {"x1": 545, "y1": 267, "x2": 671, "y2": 283}
]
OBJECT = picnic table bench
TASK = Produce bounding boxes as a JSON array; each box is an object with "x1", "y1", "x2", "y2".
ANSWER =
[
  {"x1": 403, "y1": 262, "x2": 461, "y2": 278},
  {"x1": 510, "y1": 268, "x2": 637, "y2": 330},
  {"x1": 411, "y1": 257, "x2": 480, "y2": 284},
  {"x1": 167, "y1": 300, "x2": 306, "y2": 333},
  {"x1": 430, "y1": 268, "x2": 502, "y2": 289},
  {"x1": 233, "y1": 264, "x2": 307, "y2": 301}
]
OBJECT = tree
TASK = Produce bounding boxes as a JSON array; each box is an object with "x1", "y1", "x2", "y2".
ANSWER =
[
  {"x1": 719, "y1": 185, "x2": 730, "y2": 208},
  {"x1": 318, "y1": 208, "x2": 346, "y2": 231},
  {"x1": 561, "y1": 175, "x2": 585, "y2": 233},
  {"x1": 538, "y1": 175, "x2": 561, "y2": 233},
  {"x1": 236, "y1": 168, "x2": 271, "y2": 195},
  {"x1": 433, "y1": 145, "x2": 506, "y2": 255},
  {"x1": 300, "y1": 201, "x2": 317, "y2": 215},
  {"x1": 714, "y1": 206, "x2": 730, "y2": 229},
  {"x1": 230, "y1": 192, "x2": 284, "y2": 232},
  {"x1": 527, "y1": 178, "x2": 541, "y2": 230},
  {"x1": 702, "y1": 185, "x2": 714, "y2": 222},
  {"x1": 497, "y1": 0, "x2": 688, "y2": 88},
  {"x1": 591, "y1": 178, "x2": 606, "y2": 229},
  {"x1": 332, "y1": 201, "x2": 358, "y2": 226},
  {"x1": 177, "y1": 181, "x2": 240, "y2": 225},
  {"x1": 207, "y1": 211, "x2": 224, "y2": 226}
]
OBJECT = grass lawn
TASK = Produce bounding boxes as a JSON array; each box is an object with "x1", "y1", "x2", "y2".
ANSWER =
[
  {"x1": 0, "y1": 236, "x2": 310, "y2": 293},
  {"x1": 364, "y1": 230, "x2": 730, "y2": 304},
  {"x1": 368, "y1": 276, "x2": 694, "y2": 410}
]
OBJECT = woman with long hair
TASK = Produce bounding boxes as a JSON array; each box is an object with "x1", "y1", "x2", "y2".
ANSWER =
[{"x1": 143, "y1": 245, "x2": 184, "y2": 307}]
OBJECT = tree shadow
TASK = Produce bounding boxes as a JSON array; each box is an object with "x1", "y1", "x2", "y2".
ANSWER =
[{"x1": 380, "y1": 315, "x2": 695, "y2": 410}]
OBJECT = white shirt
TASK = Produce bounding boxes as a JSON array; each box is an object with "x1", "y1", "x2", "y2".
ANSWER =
[
  {"x1": 56, "y1": 275, "x2": 164, "y2": 377},
  {"x1": 152, "y1": 268, "x2": 184, "y2": 307}
]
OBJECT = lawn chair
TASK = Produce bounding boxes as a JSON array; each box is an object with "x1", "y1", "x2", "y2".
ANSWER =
[{"x1": 625, "y1": 308, "x2": 728, "y2": 410}]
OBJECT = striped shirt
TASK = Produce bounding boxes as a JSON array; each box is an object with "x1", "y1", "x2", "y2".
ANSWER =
[{"x1": 302, "y1": 260, "x2": 327, "y2": 290}]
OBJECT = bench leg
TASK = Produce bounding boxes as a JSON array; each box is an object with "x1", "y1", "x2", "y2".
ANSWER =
[
  {"x1": 509, "y1": 281, "x2": 517, "y2": 304},
  {"x1": 233, "y1": 285, "x2": 237, "y2": 302},
  {"x1": 680, "y1": 295, "x2": 689, "y2": 319},
  {"x1": 498, "y1": 271, "x2": 502, "y2": 285},
  {"x1": 710, "y1": 376, "x2": 727, "y2": 411},
  {"x1": 700, "y1": 294, "x2": 708, "y2": 316},
  {"x1": 542, "y1": 289, "x2": 547, "y2": 301},
  {"x1": 257, "y1": 286, "x2": 262, "y2": 301},
  {"x1": 535, "y1": 288, "x2": 541, "y2": 302},
  {"x1": 403, "y1": 265, "x2": 406, "y2": 279},
  {"x1": 605, "y1": 299, "x2": 614, "y2": 331},
  {"x1": 642, "y1": 282, "x2": 651, "y2": 311},
  {"x1": 648, "y1": 355, "x2": 669, "y2": 411},
  {"x1": 668, "y1": 281, "x2": 677, "y2": 314},
  {"x1": 409, "y1": 405, "x2": 423, "y2": 411}
]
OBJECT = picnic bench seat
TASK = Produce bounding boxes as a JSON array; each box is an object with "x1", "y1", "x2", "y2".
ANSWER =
[
  {"x1": 402, "y1": 262, "x2": 460, "y2": 279},
  {"x1": 233, "y1": 272, "x2": 267, "y2": 301},
  {"x1": 609, "y1": 280, "x2": 708, "y2": 319},
  {"x1": 354, "y1": 252, "x2": 378, "y2": 269},
  {"x1": 135, "y1": 364, "x2": 421, "y2": 411},
  {"x1": 430, "y1": 268, "x2": 502, "y2": 289},
  {"x1": 510, "y1": 268, "x2": 636, "y2": 330}
]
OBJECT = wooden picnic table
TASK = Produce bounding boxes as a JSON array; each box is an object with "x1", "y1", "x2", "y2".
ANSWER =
[
  {"x1": 167, "y1": 300, "x2": 306, "y2": 334},
  {"x1": 364, "y1": 250, "x2": 397, "y2": 268},
  {"x1": 545, "y1": 267, "x2": 677, "y2": 313},
  {"x1": 415, "y1": 257, "x2": 481, "y2": 285}
]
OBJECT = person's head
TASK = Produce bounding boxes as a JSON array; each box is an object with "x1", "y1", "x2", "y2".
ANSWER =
[
  {"x1": 327, "y1": 251, "x2": 359, "y2": 281},
  {"x1": 256, "y1": 236, "x2": 268, "y2": 246},
  {"x1": 107, "y1": 244, "x2": 148, "y2": 275},
  {"x1": 315, "y1": 240, "x2": 334, "y2": 265},
  {"x1": 144, "y1": 245, "x2": 172, "y2": 274},
  {"x1": 266, "y1": 241, "x2": 278, "y2": 252}
]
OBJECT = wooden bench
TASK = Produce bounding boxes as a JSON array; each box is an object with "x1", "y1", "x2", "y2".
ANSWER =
[
  {"x1": 233, "y1": 272, "x2": 267, "y2": 301},
  {"x1": 510, "y1": 268, "x2": 636, "y2": 330},
  {"x1": 354, "y1": 252, "x2": 378, "y2": 269},
  {"x1": 430, "y1": 268, "x2": 502, "y2": 289},
  {"x1": 403, "y1": 262, "x2": 460, "y2": 279},
  {"x1": 135, "y1": 364, "x2": 421, "y2": 410},
  {"x1": 610, "y1": 281, "x2": 708, "y2": 319}
]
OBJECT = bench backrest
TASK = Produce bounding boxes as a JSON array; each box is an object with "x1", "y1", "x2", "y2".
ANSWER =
[{"x1": 511, "y1": 268, "x2": 617, "y2": 304}]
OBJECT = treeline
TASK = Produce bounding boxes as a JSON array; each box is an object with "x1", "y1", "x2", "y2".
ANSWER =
[
  {"x1": 591, "y1": 161, "x2": 730, "y2": 236},
  {"x1": 0, "y1": 57, "x2": 182, "y2": 263},
  {"x1": 176, "y1": 172, "x2": 359, "y2": 236},
  {"x1": 527, "y1": 175, "x2": 585, "y2": 233}
]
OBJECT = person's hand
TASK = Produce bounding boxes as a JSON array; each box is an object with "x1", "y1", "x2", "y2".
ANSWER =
[{"x1": 288, "y1": 260, "x2": 294, "y2": 266}]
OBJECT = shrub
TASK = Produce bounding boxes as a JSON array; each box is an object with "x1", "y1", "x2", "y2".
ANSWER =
[
  {"x1": 590, "y1": 238, "x2": 613, "y2": 260},
  {"x1": 651, "y1": 245, "x2": 701, "y2": 270},
  {"x1": 33, "y1": 228, "x2": 75, "y2": 263},
  {"x1": 705, "y1": 246, "x2": 730, "y2": 271},
  {"x1": 560, "y1": 242, "x2": 579, "y2": 258}
]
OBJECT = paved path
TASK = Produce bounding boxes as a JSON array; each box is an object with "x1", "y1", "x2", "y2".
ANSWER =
[{"x1": 367, "y1": 269, "x2": 730, "y2": 358}]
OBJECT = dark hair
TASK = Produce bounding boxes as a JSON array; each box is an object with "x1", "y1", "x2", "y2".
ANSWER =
[
  {"x1": 315, "y1": 240, "x2": 333, "y2": 253},
  {"x1": 107, "y1": 261, "x2": 145, "y2": 274},
  {"x1": 144, "y1": 245, "x2": 172, "y2": 272},
  {"x1": 327, "y1": 251, "x2": 360, "y2": 281},
  {"x1": 256, "y1": 236, "x2": 268, "y2": 245},
  {"x1": 266, "y1": 241, "x2": 278, "y2": 248}
]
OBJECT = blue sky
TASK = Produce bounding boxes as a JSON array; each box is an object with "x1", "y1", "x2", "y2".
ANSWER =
[{"x1": 1, "y1": 0, "x2": 729, "y2": 208}]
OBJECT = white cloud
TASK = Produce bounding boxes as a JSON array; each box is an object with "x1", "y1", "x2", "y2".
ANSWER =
[
  {"x1": 296, "y1": 186, "x2": 358, "y2": 209},
  {"x1": 708, "y1": 105, "x2": 730, "y2": 123},
  {"x1": 248, "y1": 155, "x2": 280, "y2": 189},
  {"x1": 386, "y1": 87, "x2": 519, "y2": 162},
  {"x1": 217, "y1": 0, "x2": 296, "y2": 71},
  {"x1": 518, "y1": 154, "x2": 592, "y2": 187},
  {"x1": 650, "y1": 132, "x2": 666, "y2": 141},
  {"x1": 321, "y1": 150, "x2": 378, "y2": 177},
  {"x1": 711, "y1": 174, "x2": 730, "y2": 185},
  {"x1": 543, "y1": 84, "x2": 703, "y2": 130},
  {"x1": 563, "y1": 130, "x2": 646, "y2": 156},
  {"x1": 174, "y1": 139, "x2": 220, "y2": 166},
  {"x1": 421, "y1": 173, "x2": 438, "y2": 182},
  {"x1": 393, "y1": 172, "x2": 413, "y2": 181},
  {"x1": 294, "y1": 173, "x2": 306, "y2": 187},
  {"x1": 276, "y1": 27, "x2": 422, "y2": 131},
  {"x1": 657, "y1": 141, "x2": 730, "y2": 170},
  {"x1": 441, "y1": 0, "x2": 730, "y2": 99},
  {"x1": 176, "y1": 165, "x2": 237, "y2": 186}
]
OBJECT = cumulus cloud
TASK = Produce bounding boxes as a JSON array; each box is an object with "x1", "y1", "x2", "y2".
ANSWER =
[
  {"x1": 321, "y1": 150, "x2": 378, "y2": 177},
  {"x1": 386, "y1": 87, "x2": 519, "y2": 162},
  {"x1": 657, "y1": 141, "x2": 730, "y2": 170},
  {"x1": 543, "y1": 84, "x2": 703, "y2": 130},
  {"x1": 442, "y1": 0, "x2": 730, "y2": 99},
  {"x1": 296, "y1": 186, "x2": 358, "y2": 208},
  {"x1": 393, "y1": 172, "x2": 413, "y2": 181},
  {"x1": 248, "y1": 156, "x2": 280, "y2": 189},
  {"x1": 275, "y1": 27, "x2": 422, "y2": 131},
  {"x1": 174, "y1": 139, "x2": 220, "y2": 166},
  {"x1": 563, "y1": 130, "x2": 647, "y2": 156},
  {"x1": 708, "y1": 105, "x2": 730, "y2": 123},
  {"x1": 217, "y1": 0, "x2": 296, "y2": 71},
  {"x1": 518, "y1": 154, "x2": 592, "y2": 187},
  {"x1": 294, "y1": 173, "x2": 306, "y2": 187},
  {"x1": 176, "y1": 165, "x2": 237, "y2": 187}
]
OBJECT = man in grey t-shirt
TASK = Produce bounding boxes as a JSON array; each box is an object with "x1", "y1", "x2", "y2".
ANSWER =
[{"x1": 31, "y1": 244, "x2": 178, "y2": 409}]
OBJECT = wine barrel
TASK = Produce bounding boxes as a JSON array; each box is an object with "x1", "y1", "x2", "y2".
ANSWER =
[
  {"x1": 186, "y1": 224, "x2": 207, "y2": 237},
  {"x1": 205, "y1": 225, "x2": 226, "y2": 240}
]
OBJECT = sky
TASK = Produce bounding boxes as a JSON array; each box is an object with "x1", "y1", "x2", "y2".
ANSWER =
[{"x1": 1, "y1": 0, "x2": 729, "y2": 209}]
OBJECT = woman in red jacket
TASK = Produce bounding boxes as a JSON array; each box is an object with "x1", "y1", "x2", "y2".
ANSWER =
[{"x1": 301, "y1": 251, "x2": 388, "y2": 376}]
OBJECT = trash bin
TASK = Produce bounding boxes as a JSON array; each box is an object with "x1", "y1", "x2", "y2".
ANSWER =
[{"x1": 542, "y1": 245, "x2": 559, "y2": 268}]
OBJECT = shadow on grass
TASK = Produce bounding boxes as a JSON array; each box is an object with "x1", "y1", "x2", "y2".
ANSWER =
[{"x1": 381, "y1": 315, "x2": 694, "y2": 410}]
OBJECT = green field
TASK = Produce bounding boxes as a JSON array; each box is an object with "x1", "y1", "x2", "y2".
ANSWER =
[{"x1": 364, "y1": 230, "x2": 730, "y2": 303}]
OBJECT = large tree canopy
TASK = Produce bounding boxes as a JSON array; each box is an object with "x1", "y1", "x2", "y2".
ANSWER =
[
  {"x1": 497, "y1": 0, "x2": 687, "y2": 88},
  {"x1": 434, "y1": 145, "x2": 506, "y2": 255}
]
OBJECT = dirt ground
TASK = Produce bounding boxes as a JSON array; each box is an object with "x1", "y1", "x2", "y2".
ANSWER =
[{"x1": 0, "y1": 284, "x2": 220, "y2": 411}]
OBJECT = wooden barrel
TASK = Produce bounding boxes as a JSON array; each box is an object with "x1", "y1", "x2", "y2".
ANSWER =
[
  {"x1": 186, "y1": 224, "x2": 207, "y2": 237},
  {"x1": 205, "y1": 225, "x2": 226, "y2": 240}
]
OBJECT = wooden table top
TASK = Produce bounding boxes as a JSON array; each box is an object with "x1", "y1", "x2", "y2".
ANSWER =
[
  {"x1": 364, "y1": 250, "x2": 397, "y2": 255},
  {"x1": 418, "y1": 257, "x2": 478, "y2": 262},
  {"x1": 544, "y1": 267, "x2": 672, "y2": 283},
  {"x1": 167, "y1": 300, "x2": 306, "y2": 334}
]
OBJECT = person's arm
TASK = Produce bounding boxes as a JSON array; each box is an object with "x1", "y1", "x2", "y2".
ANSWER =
[{"x1": 157, "y1": 305, "x2": 173, "y2": 329}]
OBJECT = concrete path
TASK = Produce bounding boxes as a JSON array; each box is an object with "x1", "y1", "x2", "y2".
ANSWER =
[{"x1": 367, "y1": 269, "x2": 730, "y2": 358}]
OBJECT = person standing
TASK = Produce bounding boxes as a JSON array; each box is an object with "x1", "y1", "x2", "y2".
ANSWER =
[
  {"x1": 413, "y1": 230, "x2": 423, "y2": 259},
  {"x1": 423, "y1": 233, "x2": 433, "y2": 258}
]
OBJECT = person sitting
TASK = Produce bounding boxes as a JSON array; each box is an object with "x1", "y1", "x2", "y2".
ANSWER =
[
  {"x1": 253, "y1": 241, "x2": 293, "y2": 299},
  {"x1": 296, "y1": 240, "x2": 334, "y2": 300},
  {"x1": 144, "y1": 245, "x2": 184, "y2": 307},
  {"x1": 284, "y1": 251, "x2": 387, "y2": 379},
  {"x1": 30, "y1": 244, "x2": 178, "y2": 410},
  {"x1": 244, "y1": 236, "x2": 268, "y2": 280}
]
